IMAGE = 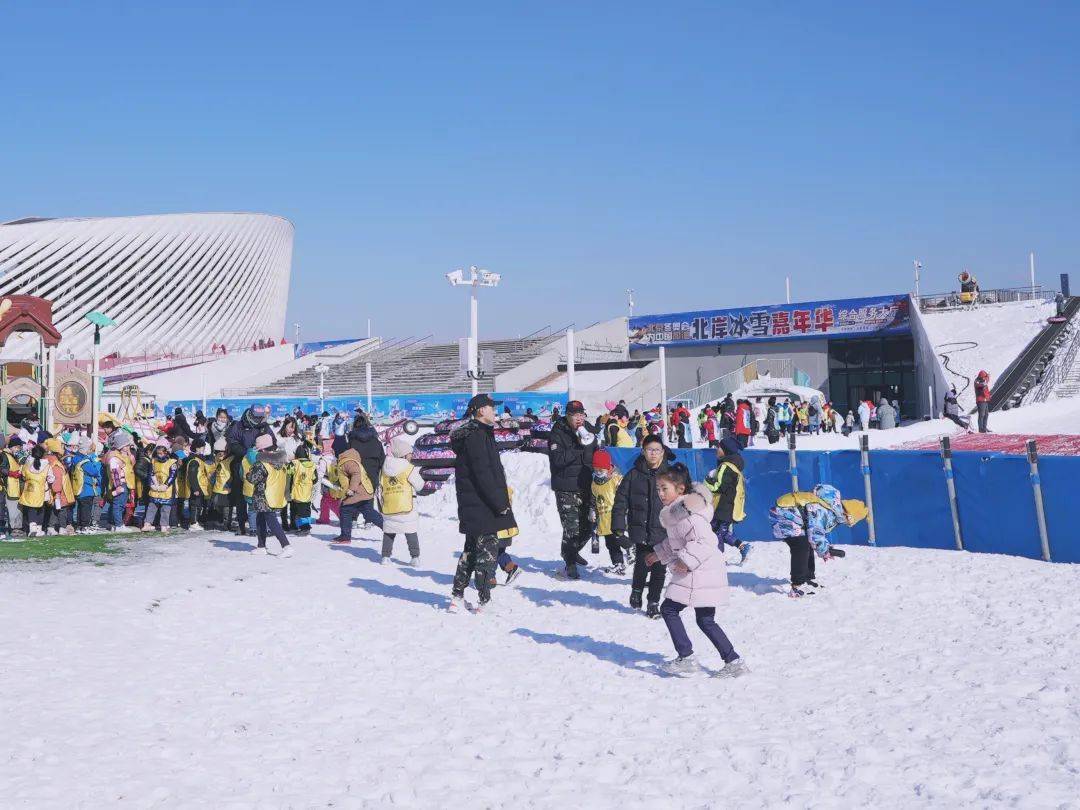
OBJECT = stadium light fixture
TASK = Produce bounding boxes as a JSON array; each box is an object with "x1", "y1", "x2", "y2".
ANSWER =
[
  {"x1": 314, "y1": 363, "x2": 330, "y2": 413},
  {"x1": 446, "y1": 265, "x2": 501, "y2": 396}
]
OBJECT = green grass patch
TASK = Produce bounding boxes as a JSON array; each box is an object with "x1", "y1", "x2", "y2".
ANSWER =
[{"x1": 0, "y1": 530, "x2": 184, "y2": 562}]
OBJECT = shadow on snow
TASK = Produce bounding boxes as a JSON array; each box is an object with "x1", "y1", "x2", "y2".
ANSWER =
[
  {"x1": 348, "y1": 577, "x2": 449, "y2": 609},
  {"x1": 510, "y1": 628, "x2": 664, "y2": 671}
]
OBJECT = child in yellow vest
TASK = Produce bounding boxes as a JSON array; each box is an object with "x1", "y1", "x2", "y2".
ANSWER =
[
  {"x1": 590, "y1": 450, "x2": 628, "y2": 574},
  {"x1": 43, "y1": 437, "x2": 75, "y2": 536},
  {"x1": 19, "y1": 443, "x2": 51, "y2": 537},
  {"x1": 379, "y1": 436, "x2": 425, "y2": 565},
  {"x1": 245, "y1": 433, "x2": 292, "y2": 556},
  {"x1": 143, "y1": 439, "x2": 178, "y2": 532},
  {"x1": 185, "y1": 439, "x2": 214, "y2": 531},
  {"x1": 704, "y1": 437, "x2": 752, "y2": 564},
  {"x1": 210, "y1": 438, "x2": 233, "y2": 530},
  {"x1": 288, "y1": 444, "x2": 317, "y2": 535}
]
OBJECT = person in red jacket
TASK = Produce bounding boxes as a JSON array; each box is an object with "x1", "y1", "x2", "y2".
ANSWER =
[
  {"x1": 733, "y1": 400, "x2": 753, "y2": 448},
  {"x1": 974, "y1": 370, "x2": 992, "y2": 433}
]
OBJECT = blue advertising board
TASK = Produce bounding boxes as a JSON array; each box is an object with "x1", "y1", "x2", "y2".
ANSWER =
[
  {"x1": 163, "y1": 391, "x2": 567, "y2": 423},
  {"x1": 628, "y1": 294, "x2": 911, "y2": 348},
  {"x1": 294, "y1": 338, "x2": 361, "y2": 358}
]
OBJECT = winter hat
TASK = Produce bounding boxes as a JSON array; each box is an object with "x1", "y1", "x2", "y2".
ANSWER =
[
  {"x1": 110, "y1": 430, "x2": 133, "y2": 450},
  {"x1": 718, "y1": 436, "x2": 742, "y2": 457},
  {"x1": 592, "y1": 448, "x2": 614, "y2": 471},
  {"x1": 213, "y1": 438, "x2": 228, "y2": 452},
  {"x1": 390, "y1": 435, "x2": 413, "y2": 459},
  {"x1": 154, "y1": 438, "x2": 171, "y2": 451},
  {"x1": 43, "y1": 437, "x2": 63, "y2": 454},
  {"x1": 255, "y1": 433, "x2": 274, "y2": 451},
  {"x1": 842, "y1": 499, "x2": 869, "y2": 525},
  {"x1": 78, "y1": 437, "x2": 93, "y2": 455}
]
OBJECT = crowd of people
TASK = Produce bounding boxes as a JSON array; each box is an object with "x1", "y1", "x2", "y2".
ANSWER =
[{"x1": 5, "y1": 392, "x2": 872, "y2": 677}]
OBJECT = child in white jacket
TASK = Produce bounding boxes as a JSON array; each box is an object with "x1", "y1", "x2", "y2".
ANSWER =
[{"x1": 379, "y1": 435, "x2": 426, "y2": 565}]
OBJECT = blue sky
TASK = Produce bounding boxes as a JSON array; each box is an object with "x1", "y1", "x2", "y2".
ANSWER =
[{"x1": 2, "y1": 3, "x2": 1077, "y2": 342}]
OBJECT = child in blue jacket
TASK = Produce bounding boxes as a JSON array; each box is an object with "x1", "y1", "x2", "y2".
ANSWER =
[{"x1": 67, "y1": 437, "x2": 102, "y2": 533}]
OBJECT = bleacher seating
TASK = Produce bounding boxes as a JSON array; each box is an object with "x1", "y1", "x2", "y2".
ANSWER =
[{"x1": 242, "y1": 334, "x2": 561, "y2": 397}]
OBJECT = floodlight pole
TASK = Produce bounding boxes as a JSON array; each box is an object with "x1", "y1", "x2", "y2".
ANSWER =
[{"x1": 447, "y1": 265, "x2": 500, "y2": 398}]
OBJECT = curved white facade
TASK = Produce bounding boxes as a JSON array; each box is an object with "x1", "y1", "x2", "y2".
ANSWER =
[{"x1": 0, "y1": 212, "x2": 293, "y2": 359}]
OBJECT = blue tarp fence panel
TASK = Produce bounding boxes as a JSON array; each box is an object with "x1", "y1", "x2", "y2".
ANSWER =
[{"x1": 607, "y1": 446, "x2": 1079, "y2": 563}]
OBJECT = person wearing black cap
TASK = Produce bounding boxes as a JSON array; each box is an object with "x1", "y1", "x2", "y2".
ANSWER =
[
  {"x1": 448, "y1": 393, "x2": 518, "y2": 612},
  {"x1": 548, "y1": 399, "x2": 597, "y2": 579}
]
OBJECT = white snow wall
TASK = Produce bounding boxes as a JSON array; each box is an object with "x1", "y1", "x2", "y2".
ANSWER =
[{"x1": 909, "y1": 294, "x2": 950, "y2": 419}]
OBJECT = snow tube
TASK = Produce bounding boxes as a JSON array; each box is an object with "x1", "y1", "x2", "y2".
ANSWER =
[
  {"x1": 522, "y1": 437, "x2": 550, "y2": 454},
  {"x1": 414, "y1": 433, "x2": 451, "y2": 450},
  {"x1": 420, "y1": 467, "x2": 455, "y2": 482},
  {"x1": 530, "y1": 424, "x2": 552, "y2": 440},
  {"x1": 410, "y1": 448, "x2": 457, "y2": 468},
  {"x1": 418, "y1": 480, "x2": 445, "y2": 497}
]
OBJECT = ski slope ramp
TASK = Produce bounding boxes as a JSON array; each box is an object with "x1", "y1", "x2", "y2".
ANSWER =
[
  {"x1": 3, "y1": 452, "x2": 1078, "y2": 807},
  {"x1": 921, "y1": 300, "x2": 1054, "y2": 410}
]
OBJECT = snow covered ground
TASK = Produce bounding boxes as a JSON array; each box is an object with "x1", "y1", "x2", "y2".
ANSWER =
[
  {"x1": 3, "y1": 452, "x2": 1078, "y2": 808},
  {"x1": 921, "y1": 300, "x2": 1055, "y2": 410}
]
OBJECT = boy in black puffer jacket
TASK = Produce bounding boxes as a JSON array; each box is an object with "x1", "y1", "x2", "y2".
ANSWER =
[{"x1": 611, "y1": 434, "x2": 673, "y2": 618}]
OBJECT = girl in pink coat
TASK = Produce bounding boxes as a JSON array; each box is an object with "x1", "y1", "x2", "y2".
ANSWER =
[{"x1": 647, "y1": 463, "x2": 748, "y2": 677}]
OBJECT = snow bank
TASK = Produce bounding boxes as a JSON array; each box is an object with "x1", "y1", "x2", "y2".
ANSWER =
[
  {"x1": 3, "y1": 451, "x2": 1079, "y2": 807},
  {"x1": 921, "y1": 300, "x2": 1054, "y2": 410}
]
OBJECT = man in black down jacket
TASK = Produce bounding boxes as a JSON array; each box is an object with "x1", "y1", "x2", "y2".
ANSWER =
[
  {"x1": 611, "y1": 434, "x2": 673, "y2": 617},
  {"x1": 547, "y1": 400, "x2": 597, "y2": 579},
  {"x1": 449, "y1": 394, "x2": 517, "y2": 612},
  {"x1": 225, "y1": 405, "x2": 274, "y2": 535}
]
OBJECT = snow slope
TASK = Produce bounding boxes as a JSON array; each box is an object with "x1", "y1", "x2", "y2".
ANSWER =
[
  {"x1": 3, "y1": 452, "x2": 1079, "y2": 808},
  {"x1": 921, "y1": 300, "x2": 1054, "y2": 410}
]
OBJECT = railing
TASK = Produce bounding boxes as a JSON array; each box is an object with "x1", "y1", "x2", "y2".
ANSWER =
[
  {"x1": 918, "y1": 285, "x2": 1059, "y2": 313},
  {"x1": 1028, "y1": 322, "x2": 1080, "y2": 404},
  {"x1": 558, "y1": 341, "x2": 627, "y2": 364},
  {"x1": 668, "y1": 358, "x2": 805, "y2": 409}
]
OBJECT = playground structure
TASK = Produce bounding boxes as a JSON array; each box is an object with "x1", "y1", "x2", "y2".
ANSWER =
[{"x1": 0, "y1": 295, "x2": 63, "y2": 434}]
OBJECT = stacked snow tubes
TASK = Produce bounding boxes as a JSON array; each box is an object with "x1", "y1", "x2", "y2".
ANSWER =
[
  {"x1": 408, "y1": 416, "x2": 538, "y2": 494},
  {"x1": 522, "y1": 421, "x2": 552, "y2": 454}
]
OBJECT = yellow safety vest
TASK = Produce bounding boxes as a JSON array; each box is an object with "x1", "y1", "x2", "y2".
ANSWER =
[
  {"x1": 613, "y1": 426, "x2": 634, "y2": 448},
  {"x1": 150, "y1": 458, "x2": 177, "y2": 500},
  {"x1": 212, "y1": 459, "x2": 231, "y2": 495},
  {"x1": 497, "y1": 486, "x2": 518, "y2": 540},
  {"x1": 379, "y1": 464, "x2": 416, "y2": 516},
  {"x1": 176, "y1": 458, "x2": 191, "y2": 499},
  {"x1": 48, "y1": 458, "x2": 74, "y2": 506},
  {"x1": 590, "y1": 473, "x2": 622, "y2": 535},
  {"x1": 324, "y1": 461, "x2": 345, "y2": 499},
  {"x1": 4, "y1": 450, "x2": 22, "y2": 499},
  {"x1": 713, "y1": 461, "x2": 746, "y2": 523},
  {"x1": 262, "y1": 463, "x2": 288, "y2": 510},
  {"x1": 19, "y1": 463, "x2": 48, "y2": 508},
  {"x1": 71, "y1": 458, "x2": 93, "y2": 498},
  {"x1": 336, "y1": 458, "x2": 374, "y2": 498},
  {"x1": 290, "y1": 460, "x2": 316, "y2": 502},
  {"x1": 189, "y1": 457, "x2": 212, "y2": 495},
  {"x1": 242, "y1": 457, "x2": 255, "y2": 498}
]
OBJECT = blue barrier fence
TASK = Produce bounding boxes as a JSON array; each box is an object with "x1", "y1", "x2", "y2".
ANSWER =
[{"x1": 607, "y1": 446, "x2": 1079, "y2": 564}]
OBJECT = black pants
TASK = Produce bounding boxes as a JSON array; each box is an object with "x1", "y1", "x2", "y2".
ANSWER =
[
  {"x1": 256, "y1": 511, "x2": 290, "y2": 549},
  {"x1": 784, "y1": 536, "x2": 816, "y2": 586},
  {"x1": 632, "y1": 543, "x2": 666, "y2": 604},
  {"x1": 76, "y1": 497, "x2": 96, "y2": 529},
  {"x1": 452, "y1": 533, "x2": 498, "y2": 604},
  {"x1": 188, "y1": 494, "x2": 205, "y2": 525},
  {"x1": 23, "y1": 506, "x2": 44, "y2": 529},
  {"x1": 602, "y1": 534, "x2": 624, "y2": 566},
  {"x1": 292, "y1": 501, "x2": 312, "y2": 530},
  {"x1": 977, "y1": 401, "x2": 989, "y2": 433}
]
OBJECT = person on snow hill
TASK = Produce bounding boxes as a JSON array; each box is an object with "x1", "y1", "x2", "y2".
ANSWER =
[
  {"x1": 548, "y1": 399, "x2": 598, "y2": 580},
  {"x1": 974, "y1": 370, "x2": 992, "y2": 434},
  {"x1": 142, "y1": 439, "x2": 177, "y2": 533},
  {"x1": 877, "y1": 398, "x2": 896, "y2": 430},
  {"x1": 378, "y1": 435, "x2": 425, "y2": 566},
  {"x1": 611, "y1": 434, "x2": 673, "y2": 619},
  {"x1": 288, "y1": 444, "x2": 317, "y2": 536},
  {"x1": 244, "y1": 433, "x2": 292, "y2": 556},
  {"x1": 68, "y1": 437, "x2": 102, "y2": 533},
  {"x1": 225, "y1": 405, "x2": 274, "y2": 536},
  {"x1": 857, "y1": 400, "x2": 871, "y2": 432},
  {"x1": 704, "y1": 436, "x2": 752, "y2": 564},
  {"x1": 807, "y1": 399, "x2": 822, "y2": 435},
  {"x1": 589, "y1": 449, "x2": 628, "y2": 575},
  {"x1": 316, "y1": 445, "x2": 341, "y2": 526},
  {"x1": 648, "y1": 463, "x2": 748, "y2": 678},
  {"x1": 448, "y1": 394, "x2": 518, "y2": 613},
  {"x1": 42, "y1": 437, "x2": 75, "y2": 535},
  {"x1": 733, "y1": 399, "x2": 753, "y2": 448},
  {"x1": 768, "y1": 484, "x2": 868, "y2": 598},
  {"x1": 604, "y1": 405, "x2": 635, "y2": 448},
  {"x1": 943, "y1": 386, "x2": 971, "y2": 430},
  {"x1": 329, "y1": 417, "x2": 385, "y2": 544}
]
